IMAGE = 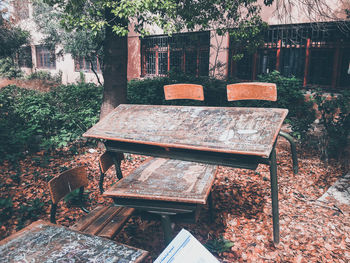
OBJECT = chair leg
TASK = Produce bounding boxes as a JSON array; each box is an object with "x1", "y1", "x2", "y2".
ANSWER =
[
  {"x1": 99, "y1": 171, "x2": 105, "y2": 194},
  {"x1": 50, "y1": 203, "x2": 57, "y2": 224},
  {"x1": 279, "y1": 131, "x2": 298, "y2": 174},
  {"x1": 160, "y1": 214, "x2": 173, "y2": 245}
]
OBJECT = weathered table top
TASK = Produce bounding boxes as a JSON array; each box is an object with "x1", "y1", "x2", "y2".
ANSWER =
[
  {"x1": 0, "y1": 220, "x2": 148, "y2": 263},
  {"x1": 84, "y1": 104, "x2": 288, "y2": 158},
  {"x1": 103, "y1": 158, "x2": 216, "y2": 204}
]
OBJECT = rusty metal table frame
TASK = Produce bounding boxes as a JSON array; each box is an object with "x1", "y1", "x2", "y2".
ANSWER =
[{"x1": 84, "y1": 105, "x2": 289, "y2": 244}]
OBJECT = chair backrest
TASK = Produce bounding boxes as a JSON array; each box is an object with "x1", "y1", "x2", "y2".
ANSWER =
[
  {"x1": 163, "y1": 84, "x2": 204, "y2": 101},
  {"x1": 226, "y1": 82, "x2": 277, "y2": 102},
  {"x1": 48, "y1": 166, "x2": 88, "y2": 205},
  {"x1": 99, "y1": 151, "x2": 115, "y2": 174},
  {"x1": 99, "y1": 152, "x2": 124, "y2": 173}
]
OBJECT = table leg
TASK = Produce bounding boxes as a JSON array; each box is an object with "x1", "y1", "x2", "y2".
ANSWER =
[
  {"x1": 279, "y1": 131, "x2": 298, "y2": 174},
  {"x1": 111, "y1": 154, "x2": 123, "y2": 180},
  {"x1": 160, "y1": 214, "x2": 173, "y2": 245},
  {"x1": 269, "y1": 148, "x2": 280, "y2": 244},
  {"x1": 208, "y1": 192, "x2": 214, "y2": 223}
]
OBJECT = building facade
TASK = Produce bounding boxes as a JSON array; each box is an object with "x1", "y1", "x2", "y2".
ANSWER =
[{"x1": 13, "y1": 1, "x2": 350, "y2": 90}]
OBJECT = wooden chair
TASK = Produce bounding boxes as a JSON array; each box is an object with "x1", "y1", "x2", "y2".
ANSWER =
[
  {"x1": 226, "y1": 82, "x2": 298, "y2": 174},
  {"x1": 163, "y1": 84, "x2": 205, "y2": 101},
  {"x1": 98, "y1": 151, "x2": 124, "y2": 194},
  {"x1": 48, "y1": 166, "x2": 134, "y2": 239}
]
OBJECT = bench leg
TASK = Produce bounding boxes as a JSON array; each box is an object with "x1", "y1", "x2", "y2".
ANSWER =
[
  {"x1": 160, "y1": 214, "x2": 173, "y2": 245},
  {"x1": 270, "y1": 148, "x2": 280, "y2": 245},
  {"x1": 279, "y1": 131, "x2": 298, "y2": 174}
]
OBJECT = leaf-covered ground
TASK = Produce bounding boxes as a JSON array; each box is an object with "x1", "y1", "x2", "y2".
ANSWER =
[{"x1": 0, "y1": 139, "x2": 349, "y2": 262}]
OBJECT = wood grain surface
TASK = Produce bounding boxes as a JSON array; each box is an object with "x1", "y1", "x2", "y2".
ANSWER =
[
  {"x1": 0, "y1": 220, "x2": 148, "y2": 263},
  {"x1": 84, "y1": 105, "x2": 288, "y2": 158},
  {"x1": 103, "y1": 158, "x2": 216, "y2": 204}
]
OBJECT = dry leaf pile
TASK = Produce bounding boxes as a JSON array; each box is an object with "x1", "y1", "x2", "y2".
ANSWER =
[{"x1": 0, "y1": 139, "x2": 349, "y2": 262}]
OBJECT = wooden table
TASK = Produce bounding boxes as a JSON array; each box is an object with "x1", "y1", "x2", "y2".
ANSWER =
[
  {"x1": 103, "y1": 158, "x2": 216, "y2": 243},
  {"x1": 0, "y1": 220, "x2": 148, "y2": 262},
  {"x1": 84, "y1": 104, "x2": 288, "y2": 244}
]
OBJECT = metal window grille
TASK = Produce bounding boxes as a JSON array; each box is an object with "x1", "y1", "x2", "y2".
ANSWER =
[
  {"x1": 36, "y1": 46, "x2": 56, "y2": 69},
  {"x1": 74, "y1": 57, "x2": 102, "y2": 73},
  {"x1": 18, "y1": 46, "x2": 32, "y2": 68},
  {"x1": 308, "y1": 49, "x2": 335, "y2": 85},
  {"x1": 141, "y1": 31, "x2": 210, "y2": 76},
  {"x1": 257, "y1": 49, "x2": 276, "y2": 75},
  {"x1": 230, "y1": 21, "x2": 350, "y2": 87}
]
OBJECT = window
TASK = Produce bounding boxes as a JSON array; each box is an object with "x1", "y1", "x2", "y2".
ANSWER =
[
  {"x1": 308, "y1": 49, "x2": 334, "y2": 85},
  {"x1": 36, "y1": 46, "x2": 56, "y2": 69},
  {"x1": 257, "y1": 49, "x2": 276, "y2": 75},
  {"x1": 74, "y1": 57, "x2": 102, "y2": 73},
  {"x1": 280, "y1": 48, "x2": 305, "y2": 78},
  {"x1": 18, "y1": 46, "x2": 32, "y2": 68},
  {"x1": 141, "y1": 32, "x2": 210, "y2": 77}
]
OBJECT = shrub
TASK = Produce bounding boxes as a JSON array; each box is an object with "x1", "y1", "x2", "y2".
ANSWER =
[
  {"x1": 0, "y1": 58, "x2": 23, "y2": 79},
  {"x1": 26, "y1": 70, "x2": 62, "y2": 84},
  {"x1": 258, "y1": 71, "x2": 316, "y2": 139},
  {"x1": 314, "y1": 89, "x2": 350, "y2": 160},
  {"x1": 0, "y1": 83, "x2": 102, "y2": 163},
  {"x1": 0, "y1": 85, "x2": 34, "y2": 162},
  {"x1": 127, "y1": 73, "x2": 229, "y2": 107}
]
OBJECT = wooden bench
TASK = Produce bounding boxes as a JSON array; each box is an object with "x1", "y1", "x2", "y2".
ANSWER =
[{"x1": 48, "y1": 166, "x2": 134, "y2": 239}]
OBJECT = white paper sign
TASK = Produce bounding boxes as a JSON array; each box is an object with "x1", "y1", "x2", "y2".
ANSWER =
[{"x1": 154, "y1": 229, "x2": 220, "y2": 263}]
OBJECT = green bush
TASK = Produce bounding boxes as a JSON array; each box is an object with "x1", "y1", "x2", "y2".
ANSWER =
[
  {"x1": 26, "y1": 70, "x2": 62, "y2": 84},
  {"x1": 0, "y1": 83, "x2": 102, "y2": 163},
  {"x1": 314, "y1": 89, "x2": 350, "y2": 160},
  {"x1": 0, "y1": 85, "x2": 34, "y2": 162},
  {"x1": 127, "y1": 73, "x2": 230, "y2": 107},
  {"x1": 0, "y1": 58, "x2": 23, "y2": 79},
  {"x1": 258, "y1": 71, "x2": 316, "y2": 139}
]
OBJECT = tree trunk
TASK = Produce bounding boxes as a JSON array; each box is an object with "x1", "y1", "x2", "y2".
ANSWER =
[{"x1": 100, "y1": 8, "x2": 128, "y2": 120}]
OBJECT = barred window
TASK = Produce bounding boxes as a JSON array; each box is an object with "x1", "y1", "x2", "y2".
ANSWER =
[
  {"x1": 74, "y1": 57, "x2": 102, "y2": 73},
  {"x1": 141, "y1": 31, "x2": 210, "y2": 77},
  {"x1": 18, "y1": 46, "x2": 32, "y2": 68},
  {"x1": 36, "y1": 46, "x2": 56, "y2": 69}
]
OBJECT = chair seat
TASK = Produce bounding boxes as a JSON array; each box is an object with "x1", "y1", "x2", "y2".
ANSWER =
[{"x1": 71, "y1": 205, "x2": 134, "y2": 239}]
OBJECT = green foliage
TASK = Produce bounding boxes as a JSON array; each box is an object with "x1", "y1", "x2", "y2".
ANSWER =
[
  {"x1": 0, "y1": 83, "x2": 102, "y2": 163},
  {"x1": 314, "y1": 90, "x2": 350, "y2": 160},
  {"x1": 205, "y1": 236, "x2": 234, "y2": 254},
  {"x1": 0, "y1": 85, "x2": 33, "y2": 162},
  {"x1": 0, "y1": 17, "x2": 29, "y2": 59},
  {"x1": 258, "y1": 71, "x2": 316, "y2": 140},
  {"x1": 127, "y1": 73, "x2": 230, "y2": 107},
  {"x1": 0, "y1": 57, "x2": 23, "y2": 78},
  {"x1": 26, "y1": 70, "x2": 62, "y2": 84},
  {"x1": 0, "y1": 197, "x2": 13, "y2": 223}
]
